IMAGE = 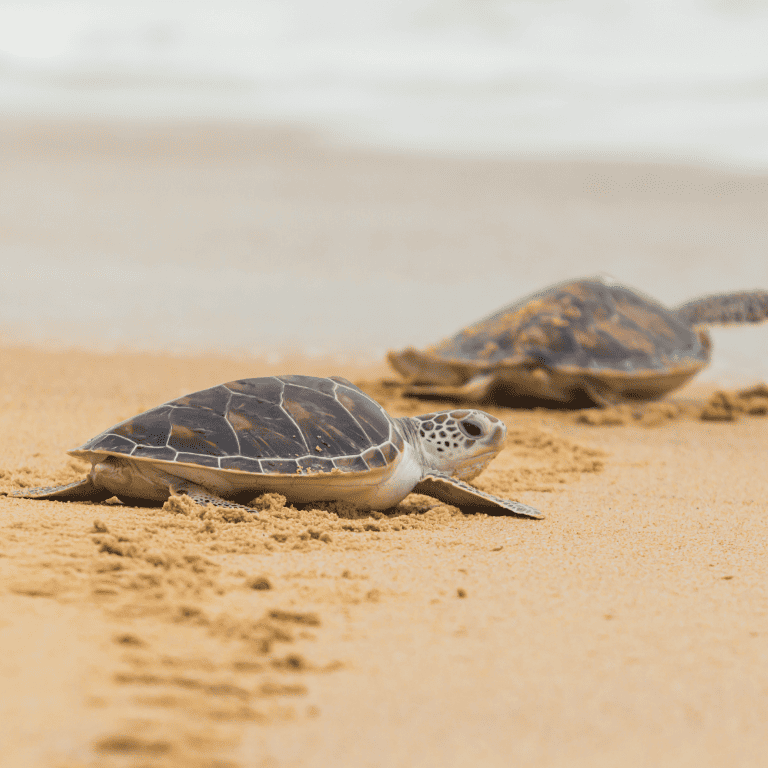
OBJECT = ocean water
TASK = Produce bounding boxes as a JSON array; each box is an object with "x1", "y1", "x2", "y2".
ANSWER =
[
  {"x1": 1, "y1": 0, "x2": 767, "y2": 381},
  {"x1": 1, "y1": 0, "x2": 768, "y2": 166}
]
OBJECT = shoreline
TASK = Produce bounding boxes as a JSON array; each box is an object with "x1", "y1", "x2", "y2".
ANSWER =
[
  {"x1": 1, "y1": 117, "x2": 767, "y2": 372},
  {"x1": 4, "y1": 114, "x2": 768, "y2": 174}
]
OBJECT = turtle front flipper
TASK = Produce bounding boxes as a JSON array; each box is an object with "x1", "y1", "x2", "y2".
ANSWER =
[
  {"x1": 10, "y1": 478, "x2": 113, "y2": 503},
  {"x1": 675, "y1": 291, "x2": 768, "y2": 325},
  {"x1": 580, "y1": 380, "x2": 623, "y2": 409},
  {"x1": 403, "y1": 374, "x2": 497, "y2": 403},
  {"x1": 413, "y1": 472, "x2": 542, "y2": 518},
  {"x1": 168, "y1": 482, "x2": 258, "y2": 512}
]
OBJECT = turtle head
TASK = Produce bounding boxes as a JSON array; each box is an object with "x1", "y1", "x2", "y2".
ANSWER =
[{"x1": 411, "y1": 409, "x2": 506, "y2": 481}]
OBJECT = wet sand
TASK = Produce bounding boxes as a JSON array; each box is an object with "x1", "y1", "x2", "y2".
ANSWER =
[
  {"x1": 1, "y1": 121, "x2": 768, "y2": 767},
  {"x1": 1, "y1": 345, "x2": 767, "y2": 768}
]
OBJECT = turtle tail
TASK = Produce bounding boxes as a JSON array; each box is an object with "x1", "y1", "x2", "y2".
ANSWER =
[{"x1": 675, "y1": 291, "x2": 768, "y2": 326}]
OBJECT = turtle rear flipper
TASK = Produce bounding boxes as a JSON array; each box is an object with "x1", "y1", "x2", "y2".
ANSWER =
[
  {"x1": 10, "y1": 478, "x2": 113, "y2": 502},
  {"x1": 413, "y1": 472, "x2": 542, "y2": 518},
  {"x1": 168, "y1": 481, "x2": 257, "y2": 512},
  {"x1": 675, "y1": 291, "x2": 768, "y2": 325}
]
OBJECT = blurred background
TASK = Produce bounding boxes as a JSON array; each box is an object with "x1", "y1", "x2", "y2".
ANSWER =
[{"x1": 1, "y1": 0, "x2": 767, "y2": 380}]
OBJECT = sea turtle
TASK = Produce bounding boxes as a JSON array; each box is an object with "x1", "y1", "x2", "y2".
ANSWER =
[
  {"x1": 9, "y1": 375, "x2": 541, "y2": 518},
  {"x1": 388, "y1": 276, "x2": 768, "y2": 407}
]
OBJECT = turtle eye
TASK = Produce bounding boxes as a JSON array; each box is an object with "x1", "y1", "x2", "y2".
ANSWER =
[{"x1": 459, "y1": 419, "x2": 483, "y2": 438}]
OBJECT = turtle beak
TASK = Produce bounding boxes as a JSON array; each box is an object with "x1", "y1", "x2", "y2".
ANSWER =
[
  {"x1": 481, "y1": 417, "x2": 506, "y2": 449},
  {"x1": 453, "y1": 447, "x2": 501, "y2": 481},
  {"x1": 454, "y1": 418, "x2": 505, "y2": 481}
]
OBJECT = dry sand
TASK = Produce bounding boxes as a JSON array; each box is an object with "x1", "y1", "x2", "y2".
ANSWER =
[
  {"x1": 1, "y1": 345, "x2": 767, "y2": 768},
  {"x1": 1, "y1": 120, "x2": 768, "y2": 768}
]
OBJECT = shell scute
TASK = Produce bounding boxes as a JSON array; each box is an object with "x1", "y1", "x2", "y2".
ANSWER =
[
  {"x1": 84, "y1": 433, "x2": 136, "y2": 454},
  {"x1": 168, "y1": 408, "x2": 238, "y2": 456},
  {"x1": 178, "y1": 453, "x2": 220, "y2": 468},
  {"x1": 580, "y1": 328, "x2": 634, "y2": 367},
  {"x1": 132, "y1": 446, "x2": 177, "y2": 461},
  {"x1": 224, "y1": 377, "x2": 283, "y2": 402},
  {"x1": 329, "y1": 376, "x2": 359, "y2": 390},
  {"x1": 362, "y1": 447, "x2": 388, "y2": 469},
  {"x1": 333, "y1": 455, "x2": 369, "y2": 473},
  {"x1": 220, "y1": 456, "x2": 262, "y2": 473},
  {"x1": 613, "y1": 295, "x2": 685, "y2": 345},
  {"x1": 111, "y1": 406, "x2": 172, "y2": 448},
  {"x1": 334, "y1": 385, "x2": 391, "y2": 445},
  {"x1": 277, "y1": 374, "x2": 337, "y2": 396},
  {"x1": 261, "y1": 458, "x2": 300, "y2": 474},
  {"x1": 281, "y1": 384, "x2": 372, "y2": 458},
  {"x1": 227, "y1": 394, "x2": 306, "y2": 459},
  {"x1": 297, "y1": 456, "x2": 336, "y2": 473},
  {"x1": 171, "y1": 385, "x2": 231, "y2": 415},
  {"x1": 379, "y1": 442, "x2": 399, "y2": 463}
]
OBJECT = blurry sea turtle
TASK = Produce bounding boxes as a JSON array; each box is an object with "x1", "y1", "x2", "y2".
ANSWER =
[
  {"x1": 10, "y1": 375, "x2": 541, "y2": 518},
  {"x1": 388, "y1": 277, "x2": 768, "y2": 407}
]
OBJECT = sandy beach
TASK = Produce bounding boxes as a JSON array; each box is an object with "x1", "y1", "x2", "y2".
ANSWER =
[{"x1": 1, "y1": 121, "x2": 768, "y2": 768}]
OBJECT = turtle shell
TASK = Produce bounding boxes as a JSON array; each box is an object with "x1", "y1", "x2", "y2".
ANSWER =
[
  {"x1": 72, "y1": 375, "x2": 403, "y2": 476},
  {"x1": 412, "y1": 278, "x2": 709, "y2": 379}
]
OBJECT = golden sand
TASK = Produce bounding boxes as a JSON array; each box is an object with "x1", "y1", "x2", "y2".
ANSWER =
[
  {"x1": 2, "y1": 118, "x2": 768, "y2": 767},
  {"x1": 1, "y1": 345, "x2": 767, "y2": 767}
]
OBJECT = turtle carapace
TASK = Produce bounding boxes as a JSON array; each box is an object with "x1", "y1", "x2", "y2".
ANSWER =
[{"x1": 388, "y1": 277, "x2": 768, "y2": 407}]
